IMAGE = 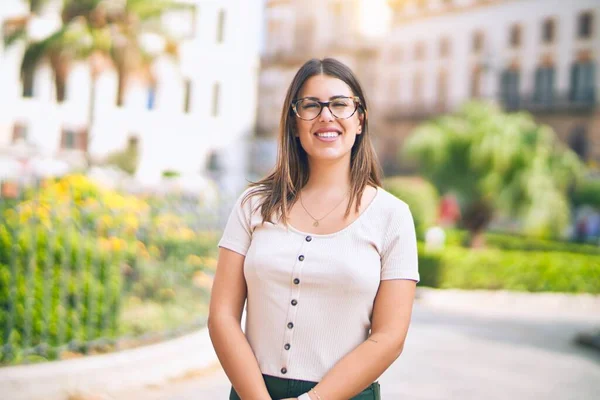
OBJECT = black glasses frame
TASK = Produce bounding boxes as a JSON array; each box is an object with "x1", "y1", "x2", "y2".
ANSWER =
[{"x1": 291, "y1": 96, "x2": 362, "y2": 121}]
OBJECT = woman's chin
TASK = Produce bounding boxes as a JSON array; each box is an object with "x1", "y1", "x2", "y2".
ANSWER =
[{"x1": 307, "y1": 148, "x2": 351, "y2": 163}]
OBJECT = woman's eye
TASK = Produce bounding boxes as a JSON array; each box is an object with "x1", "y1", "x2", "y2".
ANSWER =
[{"x1": 302, "y1": 103, "x2": 319, "y2": 109}]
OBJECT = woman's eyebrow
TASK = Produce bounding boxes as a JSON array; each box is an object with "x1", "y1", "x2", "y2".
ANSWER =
[{"x1": 300, "y1": 95, "x2": 350, "y2": 101}]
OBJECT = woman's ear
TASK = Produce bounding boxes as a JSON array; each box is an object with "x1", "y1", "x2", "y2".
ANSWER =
[{"x1": 357, "y1": 112, "x2": 365, "y2": 135}]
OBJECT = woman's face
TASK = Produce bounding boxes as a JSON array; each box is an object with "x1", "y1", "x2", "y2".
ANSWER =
[{"x1": 294, "y1": 74, "x2": 363, "y2": 163}]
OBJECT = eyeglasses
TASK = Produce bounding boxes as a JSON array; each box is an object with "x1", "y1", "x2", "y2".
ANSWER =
[{"x1": 291, "y1": 96, "x2": 362, "y2": 121}]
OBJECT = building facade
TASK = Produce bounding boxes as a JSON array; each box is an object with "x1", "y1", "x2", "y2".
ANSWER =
[
  {"x1": 257, "y1": 0, "x2": 599, "y2": 176},
  {"x1": 0, "y1": 0, "x2": 263, "y2": 194},
  {"x1": 377, "y1": 0, "x2": 599, "y2": 173}
]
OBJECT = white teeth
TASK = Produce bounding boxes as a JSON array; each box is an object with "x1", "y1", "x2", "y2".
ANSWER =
[{"x1": 316, "y1": 132, "x2": 339, "y2": 138}]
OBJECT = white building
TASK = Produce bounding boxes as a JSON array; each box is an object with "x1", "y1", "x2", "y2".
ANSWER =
[
  {"x1": 0, "y1": 0, "x2": 263, "y2": 194},
  {"x1": 376, "y1": 0, "x2": 599, "y2": 172}
]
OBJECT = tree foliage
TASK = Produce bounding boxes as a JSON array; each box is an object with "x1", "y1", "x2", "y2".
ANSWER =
[
  {"x1": 4, "y1": 0, "x2": 187, "y2": 104},
  {"x1": 403, "y1": 101, "x2": 584, "y2": 239}
]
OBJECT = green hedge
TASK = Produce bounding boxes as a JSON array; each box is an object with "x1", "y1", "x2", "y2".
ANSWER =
[
  {"x1": 418, "y1": 244, "x2": 600, "y2": 293},
  {"x1": 0, "y1": 225, "x2": 123, "y2": 364},
  {"x1": 445, "y1": 229, "x2": 600, "y2": 255}
]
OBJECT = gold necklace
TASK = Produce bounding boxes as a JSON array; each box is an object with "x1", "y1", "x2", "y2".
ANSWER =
[{"x1": 299, "y1": 190, "x2": 350, "y2": 227}]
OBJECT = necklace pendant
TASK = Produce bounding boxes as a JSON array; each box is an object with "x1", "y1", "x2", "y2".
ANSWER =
[{"x1": 313, "y1": 221, "x2": 319, "y2": 227}]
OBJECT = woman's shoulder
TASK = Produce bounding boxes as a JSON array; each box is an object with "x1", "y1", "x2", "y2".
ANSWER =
[
  {"x1": 232, "y1": 184, "x2": 272, "y2": 218},
  {"x1": 373, "y1": 186, "x2": 411, "y2": 214}
]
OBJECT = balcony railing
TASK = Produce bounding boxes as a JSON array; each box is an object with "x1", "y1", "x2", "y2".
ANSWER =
[
  {"x1": 501, "y1": 91, "x2": 596, "y2": 113},
  {"x1": 383, "y1": 91, "x2": 597, "y2": 121}
]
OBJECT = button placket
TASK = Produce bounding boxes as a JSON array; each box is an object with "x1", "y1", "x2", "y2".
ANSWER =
[{"x1": 279, "y1": 234, "x2": 312, "y2": 375}]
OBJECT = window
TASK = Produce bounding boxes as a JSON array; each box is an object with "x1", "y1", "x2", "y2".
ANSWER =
[
  {"x1": 437, "y1": 69, "x2": 448, "y2": 109},
  {"x1": 216, "y1": 9, "x2": 226, "y2": 43},
  {"x1": 212, "y1": 82, "x2": 221, "y2": 117},
  {"x1": 569, "y1": 126, "x2": 588, "y2": 159},
  {"x1": 439, "y1": 37, "x2": 451, "y2": 58},
  {"x1": 578, "y1": 11, "x2": 593, "y2": 39},
  {"x1": 59, "y1": 128, "x2": 87, "y2": 150},
  {"x1": 61, "y1": 128, "x2": 77, "y2": 149},
  {"x1": 542, "y1": 18, "x2": 556, "y2": 43},
  {"x1": 500, "y1": 69, "x2": 520, "y2": 110},
  {"x1": 569, "y1": 61, "x2": 595, "y2": 104},
  {"x1": 509, "y1": 24, "x2": 522, "y2": 48},
  {"x1": 206, "y1": 150, "x2": 223, "y2": 173},
  {"x1": 472, "y1": 31, "x2": 484, "y2": 53},
  {"x1": 147, "y1": 83, "x2": 156, "y2": 110},
  {"x1": 470, "y1": 65, "x2": 482, "y2": 98},
  {"x1": 184, "y1": 79, "x2": 192, "y2": 113},
  {"x1": 414, "y1": 41, "x2": 425, "y2": 61},
  {"x1": 413, "y1": 71, "x2": 423, "y2": 105},
  {"x1": 12, "y1": 122, "x2": 28, "y2": 143},
  {"x1": 22, "y1": 67, "x2": 34, "y2": 97},
  {"x1": 533, "y1": 66, "x2": 555, "y2": 105}
]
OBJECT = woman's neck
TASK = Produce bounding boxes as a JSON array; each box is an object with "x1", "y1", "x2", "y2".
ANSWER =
[{"x1": 303, "y1": 157, "x2": 351, "y2": 194}]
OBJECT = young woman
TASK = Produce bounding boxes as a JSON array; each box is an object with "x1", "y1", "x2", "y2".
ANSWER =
[{"x1": 208, "y1": 58, "x2": 419, "y2": 400}]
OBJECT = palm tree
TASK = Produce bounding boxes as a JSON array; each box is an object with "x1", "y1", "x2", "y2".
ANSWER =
[
  {"x1": 3, "y1": 0, "x2": 187, "y2": 165},
  {"x1": 403, "y1": 101, "x2": 585, "y2": 246}
]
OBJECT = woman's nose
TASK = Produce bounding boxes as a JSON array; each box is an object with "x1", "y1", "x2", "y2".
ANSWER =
[{"x1": 319, "y1": 104, "x2": 335, "y2": 122}]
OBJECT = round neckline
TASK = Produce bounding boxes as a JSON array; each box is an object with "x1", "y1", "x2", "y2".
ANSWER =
[{"x1": 285, "y1": 186, "x2": 380, "y2": 238}]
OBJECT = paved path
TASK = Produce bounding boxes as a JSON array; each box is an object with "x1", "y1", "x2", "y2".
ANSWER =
[{"x1": 113, "y1": 295, "x2": 600, "y2": 400}]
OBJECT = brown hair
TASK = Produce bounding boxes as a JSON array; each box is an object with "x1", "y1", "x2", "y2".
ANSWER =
[{"x1": 245, "y1": 58, "x2": 382, "y2": 224}]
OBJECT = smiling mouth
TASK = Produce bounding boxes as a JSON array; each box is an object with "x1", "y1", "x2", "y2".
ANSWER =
[{"x1": 314, "y1": 131, "x2": 341, "y2": 138}]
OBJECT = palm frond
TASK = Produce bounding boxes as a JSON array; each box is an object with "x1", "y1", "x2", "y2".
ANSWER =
[
  {"x1": 20, "y1": 26, "x2": 68, "y2": 76},
  {"x1": 126, "y1": 0, "x2": 192, "y2": 21},
  {"x1": 29, "y1": 0, "x2": 50, "y2": 14},
  {"x1": 61, "y1": 0, "x2": 103, "y2": 24},
  {"x1": 2, "y1": 17, "x2": 28, "y2": 47}
]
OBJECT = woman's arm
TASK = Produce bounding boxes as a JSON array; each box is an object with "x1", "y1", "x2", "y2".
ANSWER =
[
  {"x1": 208, "y1": 247, "x2": 271, "y2": 400},
  {"x1": 305, "y1": 279, "x2": 417, "y2": 400}
]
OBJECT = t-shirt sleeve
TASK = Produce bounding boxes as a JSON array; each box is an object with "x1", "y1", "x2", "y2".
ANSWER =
[
  {"x1": 218, "y1": 189, "x2": 255, "y2": 256},
  {"x1": 380, "y1": 203, "x2": 420, "y2": 282}
]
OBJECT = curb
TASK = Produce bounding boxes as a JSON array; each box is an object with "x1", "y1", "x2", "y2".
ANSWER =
[{"x1": 0, "y1": 327, "x2": 218, "y2": 400}]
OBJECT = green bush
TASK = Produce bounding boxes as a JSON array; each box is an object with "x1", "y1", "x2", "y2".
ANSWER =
[
  {"x1": 418, "y1": 244, "x2": 600, "y2": 293},
  {"x1": 384, "y1": 176, "x2": 439, "y2": 238},
  {"x1": 444, "y1": 229, "x2": 600, "y2": 255},
  {"x1": 0, "y1": 225, "x2": 123, "y2": 364},
  {"x1": 572, "y1": 178, "x2": 600, "y2": 209},
  {"x1": 0, "y1": 175, "x2": 219, "y2": 365}
]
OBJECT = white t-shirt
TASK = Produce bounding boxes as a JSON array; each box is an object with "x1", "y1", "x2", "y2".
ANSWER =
[{"x1": 218, "y1": 186, "x2": 419, "y2": 382}]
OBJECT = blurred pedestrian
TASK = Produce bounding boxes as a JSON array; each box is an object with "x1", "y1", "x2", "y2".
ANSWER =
[
  {"x1": 208, "y1": 58, "x2": 419, "y2": 400},
  {"x1": 438, "y1": 192, "x2": 461, "y2": 228}
]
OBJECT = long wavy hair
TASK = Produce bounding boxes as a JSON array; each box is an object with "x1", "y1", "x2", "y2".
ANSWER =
[{"x1": 245, "y1": 58, "x2": 382, "y2": 224}]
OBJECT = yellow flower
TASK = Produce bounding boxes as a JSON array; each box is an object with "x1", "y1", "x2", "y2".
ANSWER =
[
  {"x1": 186, "y1": 254, "x2": 203, "y2": 267},
  {"x1": 202, "y1": 257, "x2": 217, "y2": 271},
  {"x1": 192, "y1": 271, "x2": 214, "y2": 290}
]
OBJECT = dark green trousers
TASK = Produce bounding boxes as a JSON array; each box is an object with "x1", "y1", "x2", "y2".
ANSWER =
[{"x1": 229, "y1": 374, "x2": 381, "y2": 399}]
